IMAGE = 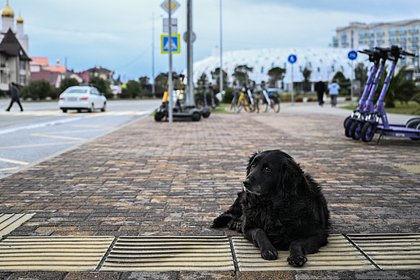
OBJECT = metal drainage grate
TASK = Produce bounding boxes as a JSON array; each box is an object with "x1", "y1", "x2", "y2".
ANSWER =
[
  {"x1": 0, "y1": 213, "x2": 34, "y2": 239},
  {"x1": 101, "y1": 236, "x2": 234, "y2": 271},
  {"x1": 347, "y1": 233, "x2": 420, "y2": 270},
  {"x1": 232, "y1": 234, "x2": 375, "y2": 271},
  {"x1": 0, "y1": 236, "x2": 114, "y2": 271}
]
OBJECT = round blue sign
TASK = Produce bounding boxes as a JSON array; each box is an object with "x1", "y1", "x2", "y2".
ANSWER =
[
  {"x1": 288, "y1": 54, "x2": 297, "y2": 64},
  {"x1": 348, "y1": 50, "x2": 358, "y2": 60}
]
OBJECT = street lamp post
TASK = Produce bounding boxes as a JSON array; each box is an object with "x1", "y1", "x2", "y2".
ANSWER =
[
  {"x1": 168, "y1": 0, "x2": 174, "y2": 123},
  {"x1": 219, "y1": 0, "x2": 223, "y2": 98}
]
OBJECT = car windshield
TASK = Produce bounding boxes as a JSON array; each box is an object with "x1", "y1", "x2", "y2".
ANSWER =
[{"x1": 64, "y1": 88, "x2": 90, "y2": 94}]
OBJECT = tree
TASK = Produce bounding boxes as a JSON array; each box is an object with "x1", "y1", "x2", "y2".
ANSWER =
[
  {"x1": 139, "y1": 76, "x2": 152, "y2": 97},
  {"x1": 89, "y1": 76, "x2": 112, "y2": 98},
  {"x1": 232, "y1": 65, "x2": 253, "y2": 86},
  {"x1": 59, "y1": 77, "x2": 79, "y2": 94},
  {"x1": 354, "y1": 62, "x2": 368, "y2": 88},
  {"x1": 20, "y1": 80, "x2": 53, "y2": 100},
  {"x1": 301, "y1": 67, "x2": 312, "y2": 92},
  {"x1": 382, "y1": 66, "x2": 417, "y2": 108},
  {"x1": 332, "y1": 71, "x2": 351, "y2": 96},
  {"x1": 121, "y1": 80, "x2": 141, "y2": 99},
  {"x1": 267, "y1": 67, "x2": 285, "y2": 88},
  {"x1": 210, "y1": 67, "x2": 228, "y2": 91}
]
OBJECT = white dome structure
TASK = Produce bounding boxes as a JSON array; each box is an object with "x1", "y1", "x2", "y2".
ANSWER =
[{"x1": 193, "y1": 47, "x2": 368, "y2": 87}]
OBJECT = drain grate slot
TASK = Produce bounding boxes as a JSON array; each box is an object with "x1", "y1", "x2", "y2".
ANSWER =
[
  {"x1": 0, "y1": 236, "x2": 114, "y2": 271},
  {"x1": 347, "y1": 233, "x2": 420, "y2": 270},
  {"x1": 101, "y1": 236, "x2": 234, "y2": 271},
  {"x1": 0, "y1": 213, "x2": 34, "y2": 239},
  {"x1": 232, "y1": 234, "x2": 375, "y2": 271}
]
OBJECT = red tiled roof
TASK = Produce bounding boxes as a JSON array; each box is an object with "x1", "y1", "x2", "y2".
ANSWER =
[{"x1": 31, "y1": 57, "x2": 49, "y2": 66}]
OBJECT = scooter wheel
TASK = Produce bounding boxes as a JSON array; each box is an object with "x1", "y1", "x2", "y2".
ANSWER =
[
  {"x1": 192, "y1": 112, "x2": 201, "y2": 121},
  {"x1": 154, "y1": 111, "x2": 165, "y2": 122},
  {"x1": 343, "y1": 116, "x2": 351, "y2": 129},
  {"x1": 361, "y1": 122, "x2": 377, "y2": 142},
  {"x1": 344, "y1": 118, "x2": 354, "y2": 138},
  {"x1": 406, "y1": 118, "x2": 420, "y2": 140},
  {"x1": 350, "y1": 121, "x2": 364, "y2": 140}
]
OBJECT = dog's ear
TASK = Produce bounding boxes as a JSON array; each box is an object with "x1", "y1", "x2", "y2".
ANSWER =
[
  {"x1": 278, "y1": 158, "x2": 306, "y2": 197},
  {"x1": 246, "y1": 152, "x2": 258, "y2": 176}
]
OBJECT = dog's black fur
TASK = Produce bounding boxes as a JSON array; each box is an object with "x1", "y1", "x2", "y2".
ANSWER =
[{"x1": 212, "y1": 150, "x2": 329, "y2": 267}]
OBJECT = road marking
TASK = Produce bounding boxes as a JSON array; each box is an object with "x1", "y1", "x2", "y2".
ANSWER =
[
  {"x1": 0, "y1": 157, "x2": 29, "y2": 165},
  {"x1": 31, "y1": 133, "x2": 85, "y2": 141},
  {"x1": 0, "y1": 167, "x2": 19, "y2": 171},
  {"x1": 0, "y1": 117, "x2": 83, "y2": 135},
  {"x1": 0, "y1": 142, "x2": 76, "y2": 150}
]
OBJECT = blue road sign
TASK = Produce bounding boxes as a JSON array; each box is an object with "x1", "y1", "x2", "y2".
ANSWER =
[
  {"x1": 348, "y1": 50, "x2": 358, "y2": 60},
  {"x1": 161, "y1": 34, "x2": 181, "y2": 54},
  {"x1": 288, "y1": 54, "x2": 297, "y2": 64}
]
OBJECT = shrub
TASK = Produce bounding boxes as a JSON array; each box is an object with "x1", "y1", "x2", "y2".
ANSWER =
[{"x1": 21, "y1": 80, "x2": 53, "y2": 100}]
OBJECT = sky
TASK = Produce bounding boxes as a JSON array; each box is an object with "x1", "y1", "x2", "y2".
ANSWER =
[{"x1": 6, "y1": 0, "x2": 420, "y2": 81}]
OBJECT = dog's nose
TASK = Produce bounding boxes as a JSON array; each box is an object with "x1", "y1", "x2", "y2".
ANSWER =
[{"x1": 243, "y1": 179, "x2": 251, "y2": 189}]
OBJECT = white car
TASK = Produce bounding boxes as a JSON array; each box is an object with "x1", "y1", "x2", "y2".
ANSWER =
[{"x1": 58, "y1": 86, "x2": 107, "y2": 113}]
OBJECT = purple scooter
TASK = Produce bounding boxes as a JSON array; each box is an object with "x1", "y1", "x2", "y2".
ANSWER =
[
  {"x1": 361, "y1": 45, "x2": 420, "y2": 142},
  {"x1": 349, "y1": 49, "x2": 388, "y2": 140},
  {"x1": 344, "y1": 49, "x2": 383, "y2": 138}
]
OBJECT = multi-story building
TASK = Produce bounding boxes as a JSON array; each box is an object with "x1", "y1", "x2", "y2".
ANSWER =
[{"x1": 333, "y1": 19, "x2": 420, "y2": 68}]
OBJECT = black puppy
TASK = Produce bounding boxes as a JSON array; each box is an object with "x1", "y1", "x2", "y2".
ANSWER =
[{"x1": 212, "y1": 150, "x2": 329, "y2": 267}]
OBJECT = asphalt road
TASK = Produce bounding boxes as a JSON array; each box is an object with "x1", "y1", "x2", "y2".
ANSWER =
[{"x1": 0, "y1": 99, "x2": 161, "y2": 178}]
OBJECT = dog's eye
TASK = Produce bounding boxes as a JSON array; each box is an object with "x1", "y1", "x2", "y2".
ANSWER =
[{"x1": 263, "y1": 166, "x2": 271, "y2": 173}]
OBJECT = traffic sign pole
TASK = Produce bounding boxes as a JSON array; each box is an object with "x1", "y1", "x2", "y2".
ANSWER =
[
  {"x1": 347, "y1": 50, "x2": 358, "y2": 104},
  {"x1": 168, "y1": 0, "x2": 173, "y2": 123},
  {"x1": 288, "y1": 54, "x2": 297, "y2": 106}
]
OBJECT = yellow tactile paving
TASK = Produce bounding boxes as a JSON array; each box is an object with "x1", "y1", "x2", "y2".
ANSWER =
[
  {"x1": 232, "y1": 234, "x2": 375, "y2": 271},
  {"x1": 0, "y1": 236, "x2": 114, "y2": 271},
  {"x1": 101, "y1": 236, "x2": 234, "y2": 271},
  {"x1": 348, "y1": 233, "x2": 420, "y2": 270}
]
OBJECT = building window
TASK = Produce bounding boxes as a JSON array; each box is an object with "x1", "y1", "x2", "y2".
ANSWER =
[
  {"x1": 18, "y1": 75, "x2": 26, "y2": 85},
  {"x1": 19, "y1": 60, "x2": 26, "y2": 70}
]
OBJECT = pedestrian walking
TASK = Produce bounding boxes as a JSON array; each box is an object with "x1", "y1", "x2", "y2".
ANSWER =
[
  {"x1": 5, "y1": 82, "x2": 23, "y2": 112},
  {"x1": 314, "y1": 80, "x2": 326, "y2": 106},
  {"x1": 328, "y1": 80, "x2": 340, "y2": 107}
]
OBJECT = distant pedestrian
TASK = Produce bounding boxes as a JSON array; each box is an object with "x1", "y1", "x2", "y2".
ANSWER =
[
  {"x1": 314, "y1": 80, "x2": 326, "y2": 106},
  {"x1": 5, "y1": 82, "x2": 23, "y2": 112},
  {"x1": 328, "y1": 80, "x2": 340, "y2": 107}
]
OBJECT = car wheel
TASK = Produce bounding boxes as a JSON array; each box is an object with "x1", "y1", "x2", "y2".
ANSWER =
[
  {"x1": 101, "y1": 102, "x2": 106, "y2": 112},
  {"x1": 77, "y1": 109, "x2": 81, "y2": 113},
  {"x1": 62, "y1": 109, "x2": 67, "y2": 113}
]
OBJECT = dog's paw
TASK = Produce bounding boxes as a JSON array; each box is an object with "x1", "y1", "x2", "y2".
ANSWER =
[
  {"x1": 287, "y1": 255, "x2": 308, "y2": 267},
  {"x1": 211, "y1": 215, "x2": 230, "y2": 228},
  {"x1": 261, "y1": 247, "x2": 278, "y2": 260},
  {"x1": 228, "y1": 220, "x2": 242, "y2": 232}
]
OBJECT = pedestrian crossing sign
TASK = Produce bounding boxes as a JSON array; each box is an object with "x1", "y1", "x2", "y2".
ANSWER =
[{"x1": 161, "y1": 34, "x2": 181, "y2": 54}]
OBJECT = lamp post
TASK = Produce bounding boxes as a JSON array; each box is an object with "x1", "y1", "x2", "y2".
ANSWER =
[{"x1": 219, "y1": 0, "x2": 223, "y2": 97}]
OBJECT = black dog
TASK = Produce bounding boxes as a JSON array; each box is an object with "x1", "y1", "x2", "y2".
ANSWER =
[{"x1": 212, "y1": 150, "x2": 329, "y2": 267}]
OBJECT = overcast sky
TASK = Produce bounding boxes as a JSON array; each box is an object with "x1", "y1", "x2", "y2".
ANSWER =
[{"x1": 7, "y1": 0, "x2": 420, "y2": 81}]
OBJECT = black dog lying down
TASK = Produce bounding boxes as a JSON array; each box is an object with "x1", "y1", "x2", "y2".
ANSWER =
[{"x1": 212, "y1": 150, "x2": 329, "y2": 267}]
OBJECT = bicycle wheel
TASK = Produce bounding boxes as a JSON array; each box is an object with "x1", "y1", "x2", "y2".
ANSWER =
[
  {"x1": 361, "y1": 122, "x2": 377, "y2": 142},
  {"x1": 270, "y1": 97, "x2": 280, "y2": 113}
]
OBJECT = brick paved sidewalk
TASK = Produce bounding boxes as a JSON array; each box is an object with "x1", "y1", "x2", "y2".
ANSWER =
[{"x1": 0, "y1": 110, "x2": 419, "y2": 279}]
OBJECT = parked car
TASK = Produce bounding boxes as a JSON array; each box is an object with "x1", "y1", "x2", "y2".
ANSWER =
[{"x1": 58, "y1": 86, "x2": 107, "y2": 113}]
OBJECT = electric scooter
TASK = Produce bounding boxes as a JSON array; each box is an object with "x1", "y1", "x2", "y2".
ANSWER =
[
  {"x1": 348, "y1": 49, "x2": 388, "y2": 140},
  {"x1": 360, "y1": 45, "x2": 420, "y2": 142},
  {"x1": 344, "y1": 49, "x2": 382, "y2": 137}
]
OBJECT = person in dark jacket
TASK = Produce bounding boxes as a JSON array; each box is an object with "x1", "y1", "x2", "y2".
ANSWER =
[
  {"x1": 314, "y1": 80, "x2": 326, "y2": 107},
  {"x1": 6, "y1": 82, "x2": 23, "y2": 112}
]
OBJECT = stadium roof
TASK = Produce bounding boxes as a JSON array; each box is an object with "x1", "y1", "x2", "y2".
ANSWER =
[{"x1": 193, "y1": 47, "x2": 368, "y2": 84}]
